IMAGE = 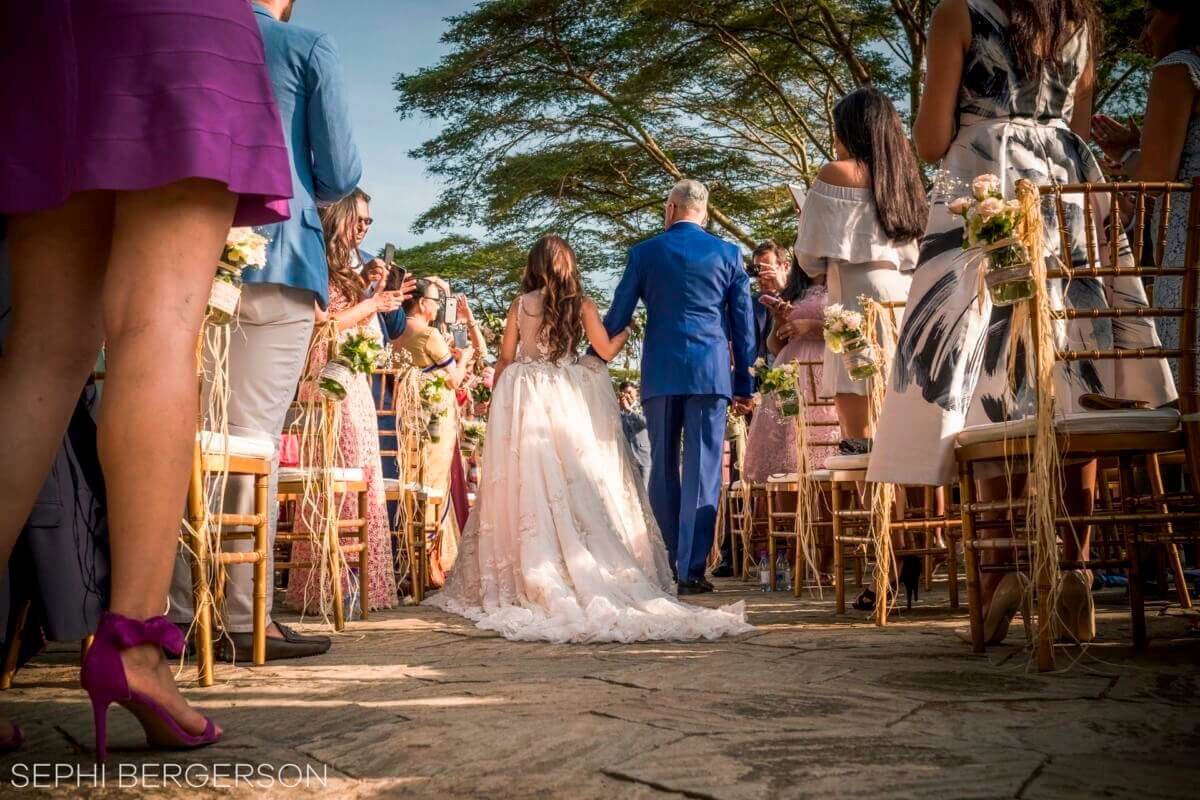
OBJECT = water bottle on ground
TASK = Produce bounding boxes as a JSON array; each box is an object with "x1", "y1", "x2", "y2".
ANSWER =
[
  {"x1": 776, "y1": 553, "x2": 791, "y2": 592},
  {"x1": 757, "y1": 551, "x2": 771, "y2": 592}
]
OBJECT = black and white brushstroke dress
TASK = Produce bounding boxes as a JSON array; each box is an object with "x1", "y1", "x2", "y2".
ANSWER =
[{"x1": 867, "y1": 0, "x2": 1175, "y2": 487}]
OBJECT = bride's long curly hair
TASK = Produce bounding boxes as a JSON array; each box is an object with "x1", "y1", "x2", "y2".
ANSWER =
[
  {"x1": 521, "y1": 234, "x2": 584, "y2": 362},
  {"x1": 319, "y1": 195, "x2": 366, "y2": 304}
]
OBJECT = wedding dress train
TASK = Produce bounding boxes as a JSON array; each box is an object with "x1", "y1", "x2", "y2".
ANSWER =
[{"x1": 429, "y1": 291, "x2": 751, "y2": 643}]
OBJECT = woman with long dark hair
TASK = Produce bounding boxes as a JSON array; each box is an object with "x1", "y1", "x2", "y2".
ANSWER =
[
  {"x1": 430, "y1": 234, "x2": 752, "y2": 642},
  {"x1": 867, "y1": 0, "x2": 1175, "y2": 642},
  {"x1": 793, "y1": 87, "x2": 926, "y2": 451},
  {"x1": 286, "y1": 195, "x2": 407, "y2": 614}
]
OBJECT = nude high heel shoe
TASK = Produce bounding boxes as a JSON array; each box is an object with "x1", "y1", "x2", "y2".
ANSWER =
[
  {"x1": 958, "y1": 571, "x2": 1030, "y2": 646},
  {"x1": 1052, "y1": 570, "x2": 1096, "y2": 643}
]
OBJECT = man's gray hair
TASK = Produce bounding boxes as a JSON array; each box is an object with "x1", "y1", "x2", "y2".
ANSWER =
[{"x1": 669, "y1": 179, "x2": 709, "y2": 212}]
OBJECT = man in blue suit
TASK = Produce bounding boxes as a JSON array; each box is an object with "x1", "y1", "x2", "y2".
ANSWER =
[
  {"x1": 602, "y1": 180, "x2": 756, "y2": 594},
  {"x1": 170, "y1": 0, "x2": 361, "y2": 660}
]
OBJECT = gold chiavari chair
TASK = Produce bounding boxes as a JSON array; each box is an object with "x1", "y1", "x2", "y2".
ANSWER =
[
  {"x1": 763, "y1": 361, "x2": 839, "y2": 595},
  {"x1": 188, "y1": 428, "x2": 272, "y2": 683},
  {"x1": 955, "y1": 179, "x2": 1200, "y2": 671},
  {"x1": 370, "y1": 367, "x2": 409, "y2": 582},
  {"x1": 274, "y1": 401, "x2": 371, "y2": 631},
  {"x1": 829, "y1": 301, "x2": 961, "y2": 623},
  {"x1": 183, "y1": 332, "x2": 272, "y2": 685}
]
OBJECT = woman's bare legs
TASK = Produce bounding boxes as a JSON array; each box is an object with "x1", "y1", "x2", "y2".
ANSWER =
[
  {"x1": 4, "y1": 179, "x2": 235, "y2": 738},
  {"x1": 1060, "y1": 460, "x2": 1096, "y2": 572},
  {"x1": 0, "y1": 193, "x2": 112, "y2": 740},
  {"x1": 100, "y1": 179, "x2": 235, "y2": 736},
  {"x1": 834, "y1": 394, "x2": 871, "y2": 441}
]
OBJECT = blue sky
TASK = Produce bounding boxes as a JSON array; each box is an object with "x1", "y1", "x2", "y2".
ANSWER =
[{"x1": 290, "y1": 0, "x2": 478, "y2": 254}]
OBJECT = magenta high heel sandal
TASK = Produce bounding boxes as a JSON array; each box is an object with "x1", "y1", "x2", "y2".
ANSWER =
[{"x1": 80, "y1": 612, "x2": 220, "y2": 761}]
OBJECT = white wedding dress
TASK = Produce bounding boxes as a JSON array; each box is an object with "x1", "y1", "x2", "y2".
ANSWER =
[{"x1": 429, "y1": 290, "x2": 752, "y2": 643}]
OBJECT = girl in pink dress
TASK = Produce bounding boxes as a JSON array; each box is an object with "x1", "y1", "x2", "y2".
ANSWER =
[
  {"x1": 286, "y1": 197, "x2": 404, "y2": 614},
  {"x1": 744, "y1": 265, "x2": 838, "y2": 480}
]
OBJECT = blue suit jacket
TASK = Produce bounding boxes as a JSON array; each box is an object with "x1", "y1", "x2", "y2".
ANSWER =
[
  {"x1": 244, "y1": 4, "x2": 362, "y2": 309},
  {"x1": 604, "y1": 222, "x2": 756, "y2": 400}
]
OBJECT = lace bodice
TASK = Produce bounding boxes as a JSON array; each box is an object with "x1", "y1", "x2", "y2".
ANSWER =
[{"x1": 515, "y1": 289, "x2": 576, "y2": 365}]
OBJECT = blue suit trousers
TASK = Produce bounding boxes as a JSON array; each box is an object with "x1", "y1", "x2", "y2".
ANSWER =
[{"x1": 644, "y1": 394, "x2": 728, "y2": 583}]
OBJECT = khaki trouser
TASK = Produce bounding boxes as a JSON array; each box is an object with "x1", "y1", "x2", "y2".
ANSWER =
[{"x1": 169, "y1": 284, "x2": 315, "y2": 633}]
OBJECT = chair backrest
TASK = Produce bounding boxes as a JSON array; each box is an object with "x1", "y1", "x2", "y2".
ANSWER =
[
  {"x1": 791, "y1": 359, "x2": 838, "y2": 431},
  {"x1": 1039, "y1": 180, "x2": 1200, "y2": 406}
]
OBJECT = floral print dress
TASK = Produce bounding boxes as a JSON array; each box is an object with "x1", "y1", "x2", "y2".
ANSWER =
[{"x1": 286, "y1": 284, "x2": 397, "y2": 614}]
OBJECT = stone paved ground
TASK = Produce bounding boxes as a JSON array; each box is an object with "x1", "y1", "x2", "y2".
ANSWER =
[{"x1": 2, "y1": 578, "x2": 1198, "y2": 798}]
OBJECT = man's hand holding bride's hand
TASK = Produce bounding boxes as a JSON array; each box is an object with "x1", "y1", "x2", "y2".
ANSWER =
[
  {"x1": 732, "y1": 396, "x2": 754, "y2": 416},
  {"x1": 613, "y1": 327, "x2": 631, "y2": 350}
]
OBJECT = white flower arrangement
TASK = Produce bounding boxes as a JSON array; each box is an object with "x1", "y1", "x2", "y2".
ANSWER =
[
  {"x1": 209, "y1": 227, "x2": 270, "y2": 324},
  {"x1": 948, "y1": 173, "x2": 1035, "y2": 306},
  {"x1": 822, "y1": 304, "x2": 867, "y2": 353}
]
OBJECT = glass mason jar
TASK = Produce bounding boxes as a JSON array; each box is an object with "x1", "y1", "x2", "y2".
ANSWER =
[
  {"x1": 318, "y1": 358, "x2": 354, "y2": 401},
  {"x1": 426, "y1": 412, "x2": 443, "y2": 443},
  {"x1": 207, "y1": 264, "x2": 244, "y2": 325},
  {"x1": 984, "y1": 241, "x2": 1035, "y2": 306},
  {"x1": 843, "y1": 337, "x2": 878, "y2": 380},
  {"x1": 776, "y1": 386, "x2": 802, "y2": 418}
]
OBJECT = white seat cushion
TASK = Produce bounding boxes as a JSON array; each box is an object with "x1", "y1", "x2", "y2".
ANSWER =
[
  {"x1": 382, "y1": 477, "x2": 403, "y2": 492},
  {"x1": 730, "y1": 480, "x2": 745, "y2": 491},
  {"x1": 956, "y1": 408, "x2": 1180, "y2": 447},
  {"x1": 278, "y1": 466, "x2": 365, "y2": 483},
  {"x1": 198, "y1": 430, "x2": 273, "y2": 460},
  {"x1": 825, "y1": 453, "x2": 870, "y2": 470},
  {"x1": 806, "y1": 469, "x2": 833, "y2": 482},
  {"x1": 766, "y1": 472, "x2": 798, "y2": 483}
]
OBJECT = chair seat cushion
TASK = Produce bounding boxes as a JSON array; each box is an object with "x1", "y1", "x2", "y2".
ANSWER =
[
  {"x1": 956, "y1": 408, "x2": 1180, "y2": 447},
  {"x1": 278, "y1": 466, "x2": 365, "y2": 483},
  {"x1": 766, "y1": 472, "x2": 798, "y2": 483},
  {"x1": 806, "y1": 469, "x2": 833, "y2": 482},
  {"x1": 381, "y1": 477, "x2": 446, "y2": 499},
  {"x1": 825, "y1": 453, "x2": 870, "y2": 470},
  {"x1": 198, "y1": 430, "x2": 273, "y2": 460}
]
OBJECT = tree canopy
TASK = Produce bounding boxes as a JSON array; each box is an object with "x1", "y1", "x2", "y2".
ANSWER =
[{"x1": 396, "y1": 0, "x2": 1152, "y2": 296}]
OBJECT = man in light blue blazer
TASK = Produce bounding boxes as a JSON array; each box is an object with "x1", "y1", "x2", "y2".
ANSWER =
[
  {"x1": 170, "y1": 0, "x2": 361, "y2": 661},
  {"x1": 602, "y1": 180, "x2": 756, "y2": 593}
]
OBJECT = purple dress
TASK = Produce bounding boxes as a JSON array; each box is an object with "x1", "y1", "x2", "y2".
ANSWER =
[{"x1": 0, "y1": 0, "x2": 291, "y2": 226}]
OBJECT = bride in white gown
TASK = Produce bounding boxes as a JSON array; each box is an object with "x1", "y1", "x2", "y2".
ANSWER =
[{"x1": 430, "y1": 234, "x2": 752, "y2": 643}]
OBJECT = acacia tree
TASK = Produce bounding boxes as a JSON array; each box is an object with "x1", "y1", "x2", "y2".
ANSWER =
[{"x1": 397, "y1": 0, "x2": 1151, "y2": 285}]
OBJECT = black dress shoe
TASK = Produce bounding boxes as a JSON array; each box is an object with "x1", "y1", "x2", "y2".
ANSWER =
[
  {"x1": 698, "y1": 578, "x2": 715, "y2": 592},
  {"x1": 216, "y1": 621, "x2": 331, "y2": 663},
  {"x1": 711, "y1": 564, "x2": 735, "y2": 578},
  {"x1": 677, "y1": 580, "x2": 714, "y2": 596}
]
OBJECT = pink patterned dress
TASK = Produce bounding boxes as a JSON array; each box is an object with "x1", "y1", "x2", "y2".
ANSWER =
[
  {"x1": 286, "y1": 284, "x2": 397, "y2": 614},
  {"x1": 744, "y1": 284, "x2": 839, "y2": 480}
]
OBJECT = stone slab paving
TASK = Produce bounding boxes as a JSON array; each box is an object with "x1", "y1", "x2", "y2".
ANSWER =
[{"x1": 1, "y1": 580, "x2": 1198, "y2": 798}]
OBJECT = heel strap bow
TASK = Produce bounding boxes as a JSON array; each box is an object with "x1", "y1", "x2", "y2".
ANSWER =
[{"x1": 97, "y1": 612, "x2": 186, "y2": 658}]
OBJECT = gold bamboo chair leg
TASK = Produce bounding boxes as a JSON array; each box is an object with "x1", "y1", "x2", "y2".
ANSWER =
[
  {"x1": 358, "y1": 487, "x2": 370, "y2": 621},
  {"x1": 1145, "y1": 453, "x2": 1193, "y2": 609},
  {"x1": 328, "y1": 494, "x2": 346, "y2": 631},
  {"x1": 252, "y1": 474, "x2": 269, "y2": 666},
  {"x1": 958, "y1": 462, "x2": 986, "y2": 653},
  {"x1": 1119, "y1": 456, "x2": 1149, "y2": 651},
  {"x1": 187, "y1": 443, "x2": 216, "y2": 687},
  {"x1": 766, "y1": 489, "x2": 778, "y2": 592},
  {"x1": 832, "y1": 481, "x2": 846, "y2": 614},
  {"x1": 0, "y1": 600, "x2": 31, "y2": 690}
]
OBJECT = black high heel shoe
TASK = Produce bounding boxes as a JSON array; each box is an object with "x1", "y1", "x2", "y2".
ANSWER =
[
  {"x1": 852, "y1": 587, "x2": 877, "y2": 611},
  {"x1": 899, "y1": 556, "x2": 923, "y2": 609}
]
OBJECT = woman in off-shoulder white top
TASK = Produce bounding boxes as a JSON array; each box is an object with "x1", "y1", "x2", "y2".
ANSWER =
[{"x1": 792, "y1": 88, "x2": 926, "y2": 447}]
